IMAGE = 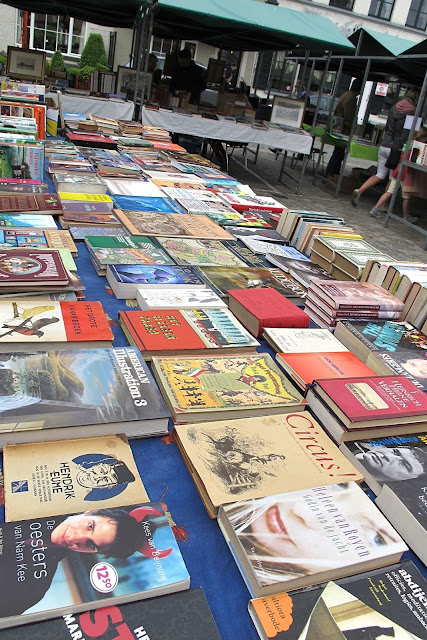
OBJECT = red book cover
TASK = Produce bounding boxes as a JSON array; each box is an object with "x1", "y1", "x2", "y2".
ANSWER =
[
  {"x1": 309, "y1": 280, "x2": 404, "y2": 312},
  {"x1": 0, "y1": 249, "x2": 68, "y2": 285},
  {"x1": 227, "y1": 288, "x2": 309, "y2": 336},
  {"x1": 119, "y1": 309, "x2": 206, "y2": 353},
  {"x1": 0, "y1": 194, "x2": 62, "y2": 213},
  {"x1": 151, "y1": 142, "x2": 186, "y2": 151},
  {"x1": 65, "y1": 133, "x2": 117, "y2": 146},
  {"x1": 219, "y1": 193, "x2": 285, "y2": 214},
  {"x1": 278, "y1": 352, "x2": 375, "y2": 389},
  {"x1": 61, "y1": 301, "x2": 113, "y2": 341},
  {"x1": 316, "y1": 376, "x2": 427, "y2": 422}
]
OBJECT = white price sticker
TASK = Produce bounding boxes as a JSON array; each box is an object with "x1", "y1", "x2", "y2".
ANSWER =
[{"x1": 90, "y1": 562, "x2": 118, "y2": 593}]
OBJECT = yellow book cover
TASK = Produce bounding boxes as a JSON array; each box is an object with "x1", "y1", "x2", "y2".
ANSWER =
[
  {"x1": 45, "y1": 229, "x2": 78, "y2": 255},
  {"x1": 58, "y1": 193, "x2": 113, "y2": 203},
  {"x1": 4, "y1": 434, "x2": 149, "y2": 521}
]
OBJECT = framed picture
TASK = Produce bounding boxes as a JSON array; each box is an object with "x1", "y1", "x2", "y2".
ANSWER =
[
  {"x1": 271, "y1": 96, "x2": 306, "y2": 129},
  {"x1": 6, "y1": 46, "x2": 46, "y2": 81},
  {"x1": 116, "y1": 66, "x2": 152, "y2": 102}
]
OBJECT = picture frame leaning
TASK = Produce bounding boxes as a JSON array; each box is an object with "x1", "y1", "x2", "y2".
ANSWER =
[
  {"x1": 116, "y1": 66, "x2": 152, "y2": 102},
  {"x1": 6, "y1": 46, "x2": 46, "y2": 81},
  {"x1": 271, "y1": 96, "x2": 306, "y2": 129}
]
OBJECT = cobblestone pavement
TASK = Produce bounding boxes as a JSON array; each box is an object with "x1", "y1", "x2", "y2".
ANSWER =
[{"x1": 226, "y1": 143, "x2": 427, "y2": 261}]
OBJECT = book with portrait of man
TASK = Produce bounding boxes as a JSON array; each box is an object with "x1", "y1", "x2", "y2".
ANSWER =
[{"x1": 3, "y1": 434, "x2": 149, "y2": 521}]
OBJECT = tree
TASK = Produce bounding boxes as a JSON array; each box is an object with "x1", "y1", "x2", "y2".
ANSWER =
[
  {"x1": 79, "y1": 33, "x2": 108, "y2": 69},
  {"x1": 50, "y1": 49, "x2": 66, "y2": 70}
]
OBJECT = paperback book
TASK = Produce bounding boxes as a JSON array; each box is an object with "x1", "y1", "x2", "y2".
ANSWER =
[
  {"x1": 263, "y1": 327, "x2": 349, "y2": 354},
  {"x1": 0, "y1": 193, "x2": 61, "y2": 214},
  {"x1": 115, "y1": 210, "x2": 233, "y2": 240},
  {"x1": 136, "y1": 287, "x2": 226, "y2": 310},
  {"x1": 111, "y1": 195, "x2": 185, "y2": 213},
  {"x1": 106, "y1": 264, "x2": 207, "y2": 299},
  {"x1": 0, "y1": 228, "x2": 77, "y2": 254},
  {"x1": 89, "y1": 245, "x2": 175, "y2": 276},
  {"x1": 0, "y1": 214, "x2": 57, "y2": 228},
  {"x1": 155, "y1": 238, "x2": 246, "y2": 267}
]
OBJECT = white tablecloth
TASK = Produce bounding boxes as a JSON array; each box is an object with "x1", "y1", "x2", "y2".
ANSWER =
[
  {"x1": 46, "y1": 93, "x2": 135, "y2": 120},
  {"x1": 141, "y1": 107, "x2": 313, "y2": 155}
]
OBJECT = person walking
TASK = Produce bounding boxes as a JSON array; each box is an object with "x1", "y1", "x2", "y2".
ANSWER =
[{"x1": 351, "y1": 88, "x2": 420, "y2": 206}]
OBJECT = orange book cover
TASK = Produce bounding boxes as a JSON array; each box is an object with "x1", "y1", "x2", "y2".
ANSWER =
[
  {"x1": 61, "y1": 301, "x2": 113, "y2": 341},
  {"x1": 277, "y1": 351, "x2": 376, "y2": 389}
]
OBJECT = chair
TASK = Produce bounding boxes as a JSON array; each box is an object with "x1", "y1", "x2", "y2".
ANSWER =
[{"x1": 289, "y1": 136, "x2": 327, "y2": 173}]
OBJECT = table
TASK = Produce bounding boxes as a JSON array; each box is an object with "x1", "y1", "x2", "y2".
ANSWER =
[{"x1": 46, "y1": 92, "x2": 135, "y2": 120}]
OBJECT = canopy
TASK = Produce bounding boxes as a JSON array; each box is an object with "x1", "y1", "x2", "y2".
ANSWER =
[
  {"x1": 348, "y1": 28, "x2": 416, "y2": 57},
  {"x1": 1, "y1": 0, "x2": 355, "y2": 52}
]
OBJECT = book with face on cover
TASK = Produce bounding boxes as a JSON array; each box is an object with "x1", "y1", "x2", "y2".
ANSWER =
[
  {"x1": 118, "y1": 308, "x2": 259, "y2": 359},
  {"x1": 151, "y1": 352, "x2": 305, "y2": 424},
  {"x1": 0, "y1": 588, "x2": 222, "y2": 640},
  {"x1": 3, "y1": 434, "x2": 149, "y2": 521},
  {"x1": 114, "y1": 210, "x2": 234, "y2": 240},
  {"x1": 218, "y1": 482, "x2": 406, "y2": 598},
  {"x1": 0, "y1": 500, "x2": 190, "y2": 630},
  {"x1": 174, "y1": 411, "x2": 363, "y2": 518},
  {"x1": 266, "y1": 253, "x2": 335, "y2": 287},
  {"x1": 249, "y1": 561, "x2": 427, "y2": 640},
  {"x1": 155, "y1": 238, "x2": 246, "y2": 267}
]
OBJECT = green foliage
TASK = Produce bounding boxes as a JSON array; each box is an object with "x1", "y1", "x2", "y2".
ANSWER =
[
  {"x1": 67, "y1": 63, "x2": 109, "y2": 80},
  {"x1": 79, "y1": 33, "x2": 108, "y2": 69},
  {"x1": 0, "y1": 54, "x2": 6, "y2": 65},
  {"x1": 50, "y1": 49, "x2": 66, "y2": 70}
]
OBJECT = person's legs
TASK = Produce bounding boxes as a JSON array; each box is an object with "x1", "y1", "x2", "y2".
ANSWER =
[
  {"x1": 352, "y1": 145, "x2": 391, "y2": 206},
  {"x1": 402, "y1": 192, "x2": 417, "y2": 222},
  {"x1": 324, "y1": 147, "x2": 345, "y2": 178}
]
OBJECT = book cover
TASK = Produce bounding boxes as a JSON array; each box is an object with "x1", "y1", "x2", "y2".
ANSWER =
[
  {"x1": 161, "y1": 187, "x2": 223, "y2": 202},
  {"x1": 249, "y1": 562, "x2": 427, "y2": 640},
  {"x1": 119, "y1": 308, "x2": 259, "y2": 357},
  {"x1": 0, "y1": 193, "x2": 61, "y2": 213},
  {"x1": 115, "y1": 211, "x2": 233, "y2": 240},
  {"x1": 276, "y1": 352, "x2": 376, "y2": 390},
  {"x1": 313, "y1": 236, "x2": 380, "y2": 260},
  {"x1": 0, "y1": 500, "x2": 189, "y2": 629},
  {"x1": 221, "y1": 240, "x2": 273, "y2": 268},
  {"x1": 241, "y1": 239, "x2": 308, "y2": 259},
  {"x1": 196, "y1": 266, "x2": 301, "y2": 299},
  {"x1": 266, "y1": 254, "x2": 336, "y2": 287},
  {"x1": 218, "y1": 193, "x2": 286, "y2": 213},
  {"x1": 315, "y1": 376, "x2": 427, "y2": 425},
  {"x1": 4, "y1": 434, "x2": 149, "y2": 520},
  {"x1": 0, "y1": 249, "x2": 68, "y2": 286},
  {"x1": 155, "y1": 238, "x2": 246, "y2": 267},
  {"x1": 0, "y1": 143, "x2": 44, "y2": 180},
  {"x1": 0, "y1": 299, "x2": 112, "y2": 347},
  {"x1": 151, "y1": 352, "x2": 305, "y2": 424},
  {"x1": 227, "y1": 226, "x2": 286, "y2": 241},
  {"x1": 111, "y1": 195, "x2": 184, "y2": 213},
  {"x1": 60, "y1": 213, "x2": 120, "y2": 228},
  {"x1": 62, "y1": 202, "x2": 113, "y2": 215},
  {"x1": 136, "y1": 287, "x2": 226, "y2": 310},
  {"x1": 108, "y1": 264, "x2": 206, "y2": 287},
  {"x1": 0, "y1": 228, "x2": 75, "y2": 253},
  {"x1": 309, "y1": 281, "x2": 404, "y2": 312},
  {"x1": 334, "y1": 320, "x2": 427, "y2": 392},
  {"x1": 263, "y1": 327, "x2": 349, "y2": 354},
  {"x1": 175, "y1": 411, "x2": 363, "y2": 517},
  {"x1": 69, "y1": 226, "x2": 128, "y2": 240},
  {"x1": 84, "y1": 234, "x2": 155, "y2": 250},
  {"x1": 91, "y1": 246, "x2": 175, "y2": 269},
  {"x1": 104, "y1": 179, "x2": 163, "y2": 197},
  {"x1": 218, "y1": 482, "x2": 406, "y2": 597},
  {"x1": 0, "y1": 214, "x2": 57, "y2": 228},
  {"x1": 0, "y1": 347, "x2": 169, "y2": 444},
  {"x1": 0, "y1": 588, "x2": 222, "y2": 640},
  {"x1": 58, "y1": 193, "x2": 113, "y2": 205}
]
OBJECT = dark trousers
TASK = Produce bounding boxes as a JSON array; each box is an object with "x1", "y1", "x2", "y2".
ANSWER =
[{"x1": 325, "y1": 146, "x2": 345, "y2": 178}]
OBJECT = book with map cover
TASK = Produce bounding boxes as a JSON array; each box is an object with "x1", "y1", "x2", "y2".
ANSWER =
[
  {"x1": 151, "y1": 352, "x2": 305, "y2": 424},
  {"x1": 155, "y1": 238, "x2": 246, "y2": 267}
]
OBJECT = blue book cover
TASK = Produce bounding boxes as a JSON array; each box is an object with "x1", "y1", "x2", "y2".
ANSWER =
[
  {"x1": 0, "y1": 214, "x2": 57, "y2": 228},
  {"x1": 110, "y1": 264, "x2": 206, "y2": 286},
  {"x1": 112, "y1": 196, "x2": 185, "y2": 214}
]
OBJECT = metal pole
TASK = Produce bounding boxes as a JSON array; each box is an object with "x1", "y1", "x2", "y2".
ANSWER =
[
  {"x1": 299, "y1": 49, "x2": 309, "y2": 98},
  {"x1": 133, "y1": 6, "x2": 147, "y2": 105},
  {"x1": 266, "y1": 51, "x2": 277, "y2": 101},
  {"x1": 310, "y1": 51, "x2": 331, "y2": 137}
]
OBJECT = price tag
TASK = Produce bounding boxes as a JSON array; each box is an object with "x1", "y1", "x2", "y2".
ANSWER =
[{"x1": 90, "y1": 562, "x2": 118, "y2": 593}]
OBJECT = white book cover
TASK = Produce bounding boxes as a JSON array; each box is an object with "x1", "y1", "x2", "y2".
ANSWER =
[
  {"x1": 241, "y1": 238, "x2": 310, "y2": 259},
  {"x1": 176, "y1": 199, "x2": 233, "y2": 215},
  {"x1": 161, "y1": 187, "x2": 223, "y2": 203},
  {"x1": 136, "y1": 287, "x2": 227, "y2": 310},
  {"x1": 104, "y1": 179, "x2": 163, "y2": 197},
  {"x1": 263, "y1": 327, "x2": 349, "y2": 353},
  {"x1": 143, "y1": 171, "x2": 206, "y2": 183}
]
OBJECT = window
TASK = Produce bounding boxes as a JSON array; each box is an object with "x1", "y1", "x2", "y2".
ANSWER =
[
  {"x1": 18, "y1": 12, "x2": 86, "y2": 56},
  {"x1": 406, "y1": 0, "x2": 427, "y2": 29},
  {"x1": 368, "y1": 0, "x2": 395, "y2": 20},
  {"x1": 151, "y1": 37, "x2": 178, "y2": 59},
  {"x1": 329, "y1": 0, "x2": 354, "y2": 10}
]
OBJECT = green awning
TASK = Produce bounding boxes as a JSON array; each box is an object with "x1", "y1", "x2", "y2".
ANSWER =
[
  {"x1": 1, "y1": 0, "x2": 355, "y2": 52},
  {"x1": 349, "y1": 28, "x2": 416, "y2": 57}
]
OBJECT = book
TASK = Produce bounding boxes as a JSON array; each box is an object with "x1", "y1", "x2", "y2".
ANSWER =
[
  {"x1": 334, "y1": 251, "x2": 394, "y2": 280},
  {"x1": 0, "y1": 228, "x2": 77, "y2": 254},
  {"x1": 0, "y1": 142, "x2": 44, "y2": 180},
  {"x1": 62, "y1": 201, "x2": 113, "y2": 215},
  {"x1": 263, "y1": 327, "x2": 349, "y2": 354},
  {"x1": 312, "y1": 237, "x2": 382, "y2": 262},
  {"x1": 106, "y1": 264, "x2": 207, "y2": 299},
  {"x1": 104, "y1": 179, "x2": 163, "y2": 197},
  {"x1": 218, "y1": 481, "x2": 406, "y2": 597},
  {"x1": 227, "y1": 288, "x2": 309, "y2": 337},
  {"x1": 114, "y1": 210, "x2": 233, "y2": 240},
  {"x1": 226, "y1": 226, "x2": 287, "y2": 242},
  {"x1": 218, "y1": 193, "x2": 286, "y2": 214},
  {"x1": 151, "y1": 352, "x2": 305, "y2": 424},
  {"x1": 265, "y1": 254, "x2": 335, "y2": 287},
  {"x1": 69, "y1": 225, "x2": 128, "y2": 240},
  {"x1": 376, "y1": 476, "x2": 427, "y2": 565},
  {"x1": 58, "y1": 193, "x2": 113, "y2": 209},
  {"x1": 0, "y1": 193, "x2": 62, "y2": 214},
  {"x1": 340, "y1": 431, "x2": 427, "y2": 495},
  {"x1": 3, "y1": 434, "x2": 149, "y2": 521},
  {"x1": 249, "y1": 561, "x2": 427, "y2": 640},
  {"x1": 52, "y1": 172, "x2": 107, "y2": 194},
  {"x1": 0, "y1": 347, "x2": 170, "y2": 447},
  {"x1": 118, "y1": 308, "x2": 259, "y2": 359},
  {"x1": 84, "y1": 234, "x2": 160, "y2": 251},
  {"x1": 220, "y1": 240, "x2": 274, "y2": 268},
  {"x1": 240, "y1": 238, "x2": 309, "y2": 259},
  {"x1": 276, "y1": 352, "x2": 376, "y2": 391},
  {"x1": 0, "y1": 299, "x2": 112, "y2": 350},
  {"x1": 308, "y1": 280, "x2": 405, "y2": 313},
  {"x1": 174, "y1": 411, "x2": 363, "y2": 518},
  {"x1": 111, "y1": 195, "x2": 185, "y2": 213},
  {"x1": 89, "y1": 245, "x2": 175, "y2": 276},
  {"x1": 306, "y1": 290, "x2": 403, "y2": 321},
  {"x1": 155, "y1": 238, "x2": 246, "y2": 267},
  {"x1": 136, "y1": 287, "x2": 226, "y2": 310},
  {"x1": 0, "y1": 248, "x2": 68, "y2": 287},
  {"x1": 0, "y1": 500, "x2": 189, "y2": 629},
  {"x1": 0, "y1": 588, "x2": 222, "y2": 640},
  {"x1": 334, "y1": 320, "x2": 427, "y2": 392},
  {"x1": 59, "y1": 213, "x2": 121, "y2": 229}
]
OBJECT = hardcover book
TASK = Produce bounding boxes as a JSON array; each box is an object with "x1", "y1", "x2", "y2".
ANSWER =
[
  {"x1": 220, "y1": 241, "x2": 273, "y2": 268},
  {"x1": 263, "y1": 327, "x2": 349, "y2": 354},
  {"x1": 334, "y1": 320, "x2": 427, "y2": 392},
  {"x1": 155, "y1": 238, "x2": 246, "y2": 267},
  {"x1": 0, "y1": 193, "x2": 61, "y2": 214},
  {"x1": 0, "y1": 588, "x2": 222, "y2": 640},
  {"x1": 0, "y1": 299, "x2": 112, "y2": 350},
  {"x1": 115, "y1": 210, "x2": 233, "y2": 240},
  {"x1": 118, "y1": 308, "x2": 259, "y2": 359},
  {"x1": 4, "y1": 434, "x2": 149, "y2": 520},
  {"x1": 106, "y1": 264, "x2": 207, "y2": 299},
  {"x1": 196, "y1": 266, "x2": 303, "y2": 300},
  {"x1": 0, "y1": 500, "x2": 189, "y2": 629},
  {"x1": 136, "y1": 287, "x2": 226, "y2": 310},
  {"x1": 227, "y1": 288, "x2": 309, "y2": 337},
  {"x1": 218, "y1": 193, "x2": 286, "y2": 214},
  {"x1": 218, "y1": 482, "x2": 406, "y2": 597},
  {"x1": 151, "y1": 352, "x2": 305, "y2": 424},
  {"x1": 0, "y1": 347, "x2": 170, "y2": 447},
  {"x1": 0, "y1": 248, "x2": 68, "y2": 287},
  {"x1": 227, "y1": 226, "x2": 287, "y2": 241},
  {"x1": 174, "y1": 411, "x2": 363, "y2": 518},
  {"x1": 308, "y1": 280, "x2": 405, "y2": 313},
  {"x1": 249, "y1": 561, "x2": 427, "y2": 640}
]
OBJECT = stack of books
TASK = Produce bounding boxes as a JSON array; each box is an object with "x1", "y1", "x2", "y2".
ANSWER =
[{"x1": 310, "y1": 236, "x2": 393, "y2": 280}]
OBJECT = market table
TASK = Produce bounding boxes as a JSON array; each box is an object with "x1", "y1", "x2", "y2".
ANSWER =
[{"x1": 46, "y1": 92, "x2": 135, "y2": 120}]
